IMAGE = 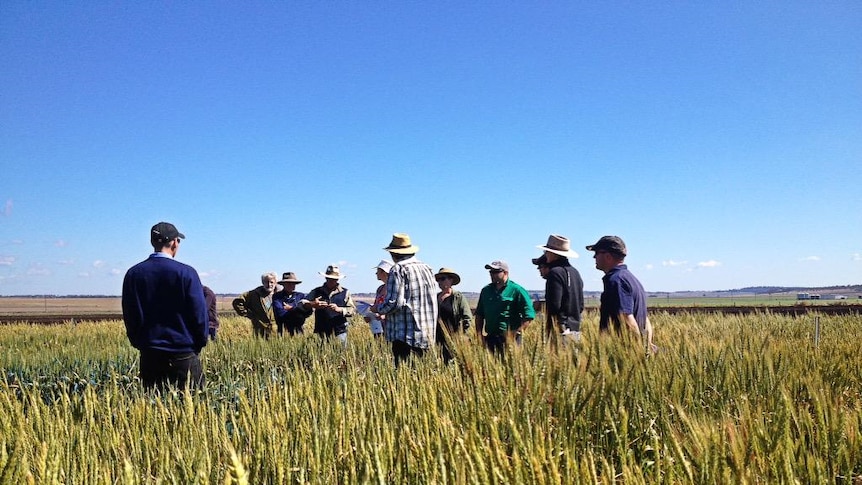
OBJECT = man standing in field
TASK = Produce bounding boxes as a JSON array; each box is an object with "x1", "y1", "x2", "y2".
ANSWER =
[
  {"x1": 301, "y1": 265, "x2": 356, "y2": 346},
  {"x1": 273, "y1": 272, "x2": 312, "y2": 336},
  {"x1": 232, "y1": 272, "x2": 279, "y2": 339},
  {"x1": 376, "y1": 233, "x2": 438, "y2": 367},
  {"x1": 537, "y1": 234, "x2": 584, "y2": 348},
  {"x1": 122, "y1": 222, "x2": 209, "y2": 390},
  {"x1": 586, "y1": 236, "x2": 657, "y2": 354},
  {"x1": 475, "y1": 260, "x2": 535, "y2": 355}
]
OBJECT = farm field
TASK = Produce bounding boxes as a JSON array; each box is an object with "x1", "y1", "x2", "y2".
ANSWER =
[{"x1": 1, "y1": 312, "x2": 861, "y2": 483}]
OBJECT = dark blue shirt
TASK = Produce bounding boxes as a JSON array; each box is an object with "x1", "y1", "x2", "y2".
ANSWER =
[
  {"x1": 273, "y1": 290, "x2": 310, "y2": 325},
  {"x1": 600, "y1": 264, "x2": 648, "y2": 334},
  {"x1": 122, "y1": 253, "x2": 209, "y2": 353}
]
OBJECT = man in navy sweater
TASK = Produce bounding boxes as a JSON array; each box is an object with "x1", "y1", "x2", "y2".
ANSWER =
[{"x1": 122, "y1": 222, "x2": 209, "y2": 390}]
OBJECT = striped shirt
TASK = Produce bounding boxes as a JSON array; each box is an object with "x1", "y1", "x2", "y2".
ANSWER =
[{"x1": 377, "y1": 256, "x2": 438, "y2": 348}]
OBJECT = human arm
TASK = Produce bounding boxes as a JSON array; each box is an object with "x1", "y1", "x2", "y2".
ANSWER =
[
  {"x1": 620, "y1": 312, "x2": 641, "y2": 335},
  {"x1": 232, "y1": 294, "x2": 248, "y2": 317},
  {"x1": 454, "y1": 291, "x2": 473, "y2": 332}
]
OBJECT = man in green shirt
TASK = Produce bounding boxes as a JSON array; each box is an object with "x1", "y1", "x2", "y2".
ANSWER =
[{"x1": 475, "y1": 260, "x2": 536, "y2": 355}]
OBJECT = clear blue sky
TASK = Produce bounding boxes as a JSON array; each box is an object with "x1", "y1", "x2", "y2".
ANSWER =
[{"x1": 1, "y1": 2, "x2": 860, "y2": 296}]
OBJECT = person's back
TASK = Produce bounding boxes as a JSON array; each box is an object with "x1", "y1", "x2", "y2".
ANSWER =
[
  {"x1": 124, "y1": 256, "x2": 208, "y2": 354},
  {"x1": 121, "y1": 221, "x2": 208, "y2": 390}
]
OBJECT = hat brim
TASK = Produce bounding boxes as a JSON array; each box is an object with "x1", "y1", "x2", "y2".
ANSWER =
[
  {"x1": 538, "y1": 245, "x2": 579, "y2": 258},
  {"x1": 435, "y1": 272, "x2": 461, "y2": 286},
  {"x1": 384, "y1": 245, "x2": 419, "y2": 254},
  {"x1": 279, "y1": 279, "x2": 301, "y2": 284},
  {"x1": 318, "y1": 272, "x2": 343, "y2": 280}
]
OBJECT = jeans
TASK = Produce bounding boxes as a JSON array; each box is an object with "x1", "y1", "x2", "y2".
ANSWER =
[{"x1": 391, "y1": 340, "x2": 426, "y2": 368}]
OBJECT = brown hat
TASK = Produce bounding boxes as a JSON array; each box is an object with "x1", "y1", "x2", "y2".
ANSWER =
[
  {"x1": 537, "y1": 234, "x2": 579, "y2": 258},
  {"x1": 586, "y1": 236, "x2": 627, "y2": 256},
  {"x1": 279, "y1": 272, "x2": 302, "y2": 284},
  {"x1": 383, "y1": 233, "x2": 419, "y2": 254},
  {"x1": 434, "y1": 268, "x2": 461, "y2": 285},
  {"x1": 318, "y1": 265, "x2": 344, "y2": 280}
]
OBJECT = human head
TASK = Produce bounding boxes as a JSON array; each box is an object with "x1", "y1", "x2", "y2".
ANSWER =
[
  {"x1": 531, "y1": 254, "x2": 550, "y2": 279},
  {"x1": 261, "y1": 272, "x2": 278, "y2": 293},
  {"x1": 279, "y1": 272, "x2": 301, "y2": 292},
  {"x1": 537, "y1": 234, "x2": 578, "y2": 262},
  {"x1": 484, "y1": 260, "x2": 509, "y2": 286},
  {"x1": 435, "y1": 268, "x2": 461, "y2": 291},
  {"x1": 319, "y1": 265, "x2": 343, "y2": 289},
  {"x1": 384, "y1": 233, "x2": 419, "y2": 261},
  {"x1": 150, "y1": 222, "x2": 185, "y2": 255},
  {"x1": 586, "y1": 236, "x2": 627, "y2": 272},
  {"x1": 374, "y1": 260, "x2": 393, "y2": 283}
]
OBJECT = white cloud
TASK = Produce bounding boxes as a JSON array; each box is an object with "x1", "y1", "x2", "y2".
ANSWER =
[
  {"x1": 27, "y1": 265, "x2": 50, "y2": 276},
  {"x1": 644, "y1": 264, "x2": 654, "y2": 270},
  {"x1": 79, "y1": 272, "x2": 91, "y2": 278},
  {"x1": 0, "y1": 256, "x2": 14, "y2": 266},
  {"x1": 110, "y1": 268, "x2": 122, "y2": 276},
  {"x1": 662, "y1": 260, "x2": 687, "y2": 267},
  {"x1": 1, "y1": 199, "x2": 11, "y2": 217},
  {"x1": 92, "y1": 260, "x2": 106, "y2": 268},
  {"x1": 54, "y1": 239, "x2": 68, "y2": 248},
  {"x1": 58, "y1": 259, "x2": 75, "y2": 265},
  {"x1": 852, "y1": 253, "x2": 861, "y2": 262},
  {"x1": 697, "y1": 260, "x2": 721, "y2": 268},
  {"x1": 800, "y1": 256, "x2": 821, "y2": 262}
]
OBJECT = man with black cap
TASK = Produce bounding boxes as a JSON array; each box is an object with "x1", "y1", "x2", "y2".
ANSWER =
[
  {"x1": 122, "y1": 222, "x2": 209, "y2": 390},
  {"x1": 586, "y1": 235, "x2": 656, "y2": 354}
]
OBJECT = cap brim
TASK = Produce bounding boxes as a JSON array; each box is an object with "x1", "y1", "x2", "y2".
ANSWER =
[{"x1": 177, "y1": 232, "x2": 186, "y2": 239}]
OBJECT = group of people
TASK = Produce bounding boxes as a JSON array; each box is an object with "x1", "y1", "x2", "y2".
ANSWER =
[{"x1": 121, "y1": 222, "x2": 656, "y2": 389}]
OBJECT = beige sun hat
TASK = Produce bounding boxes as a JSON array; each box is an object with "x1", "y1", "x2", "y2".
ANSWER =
[
  {"x1": 537, "y1": 234, "x2": 579, "y2": 258},
  {"x1": 383, "y1": 233, "x2": 419, "y2": 254},
  {"x1": 434, "y1": 268, "x2": 461, "y2": 285},
  {"x1": 318, "y1": 265, "x2": 344, "y2": 280}
]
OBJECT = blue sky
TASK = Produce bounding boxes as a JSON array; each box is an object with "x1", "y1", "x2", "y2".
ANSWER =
[{"x1": 1, "y1": 2, "x2": 860, "y2": 296}]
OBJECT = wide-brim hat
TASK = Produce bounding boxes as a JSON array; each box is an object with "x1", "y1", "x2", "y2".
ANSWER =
[
  {"x1": 537, "y1": 234, "x2": 579, "y2": 258},
  {"x1": 383, "y1": 233, "x2": 419, "y2": 254},
  {"x1": 434, "y1": 268, "x2": 461, "y2": 286},
  {"x1": 279, "y1": 272, "x2": 302, "y2": 284},
  {"x1": 318, "y1": 265, "x2": 344, "y2": 280}
]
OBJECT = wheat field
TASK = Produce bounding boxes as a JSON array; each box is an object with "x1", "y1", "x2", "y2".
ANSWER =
[{"x1": 1, "y1": 312, "x2": 860, "y2": 484}]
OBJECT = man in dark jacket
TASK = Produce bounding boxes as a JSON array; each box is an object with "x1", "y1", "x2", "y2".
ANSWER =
[
  {"x1": 122, "y1": 222, "x2": 209, "y2": 390},
  {"x1": 537, "y1": 234, "x2": 584, "y2": 348}
]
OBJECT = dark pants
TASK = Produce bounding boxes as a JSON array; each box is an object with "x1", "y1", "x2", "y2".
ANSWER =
[
  {"x1": 436, "y1": 325, "x2": 455, "y2": 364},
  {"x1": 483, "y1": 332, "x2": 522, "y2": 356},
  {"x1": 139, "y1": 350, "x2": 204, "y2": 390},
  {"x1": 392, "y1": 340, "x2": 426, "y2": 368},
  {"x1": 277, "y1": 318, "x2": 305, "y2": 336}
]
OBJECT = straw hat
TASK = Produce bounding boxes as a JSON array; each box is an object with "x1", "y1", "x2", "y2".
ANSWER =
[
  {"x1": 434, "y1": 268, "x2": 461, "y2": 285},
  {"x1": 383, "y1": 233, "x2": 419, "y2": 254},
  {"x1": 318, "y1": 265, "x2": 344, "y2": 280}
]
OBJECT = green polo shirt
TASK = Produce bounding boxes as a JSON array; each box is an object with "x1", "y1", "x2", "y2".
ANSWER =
[{"x1": 476, "y1": 279, "x2": 536, "y2": 335}]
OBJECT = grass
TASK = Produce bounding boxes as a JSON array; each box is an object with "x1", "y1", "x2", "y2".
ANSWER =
[{"x1": 1, "y1": 312, "x2": 861, "y2": 483}]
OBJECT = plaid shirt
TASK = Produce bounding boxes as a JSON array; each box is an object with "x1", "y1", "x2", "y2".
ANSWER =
[{"x1": 378, "y1": 256, "x2": 438, "y2": 348}]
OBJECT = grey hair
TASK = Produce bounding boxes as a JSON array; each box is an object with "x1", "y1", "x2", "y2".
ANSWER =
[{"x1": 261, "y1": 272, "x2": 278, "y2": 283}]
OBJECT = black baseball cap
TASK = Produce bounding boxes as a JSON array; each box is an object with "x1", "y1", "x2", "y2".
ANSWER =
[{"x1": 151, "y1": 222, "x2": 185, "y2": 245}]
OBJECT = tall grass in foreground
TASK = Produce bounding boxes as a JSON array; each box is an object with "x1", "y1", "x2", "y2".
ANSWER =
[{"x1": 1, "y1": 312, "x2": 860, "y2": 483}]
